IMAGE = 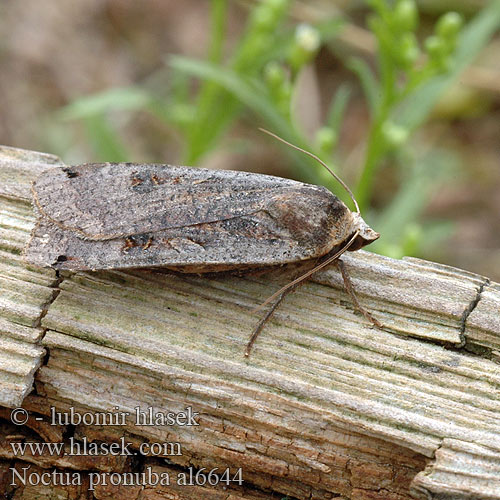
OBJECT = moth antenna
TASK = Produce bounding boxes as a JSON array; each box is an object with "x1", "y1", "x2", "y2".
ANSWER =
[
  {"x1": 252, "y1": 230, "x2": 360, "y2": 315},
  {"x1": 258, "y1": 128, "x2": 360, "y2": 213}
]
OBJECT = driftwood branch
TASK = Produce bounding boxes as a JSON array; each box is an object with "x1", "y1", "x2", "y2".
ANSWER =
[{"x1": 0, "y1": 145, "x2": 499, "y2": 499}]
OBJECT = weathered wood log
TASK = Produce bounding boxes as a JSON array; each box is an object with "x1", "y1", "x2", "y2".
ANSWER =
[{"x1": 0, "y1": 145, "x2": 499, "y2": 499}]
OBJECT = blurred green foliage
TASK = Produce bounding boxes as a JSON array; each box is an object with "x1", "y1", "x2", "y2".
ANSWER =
[{"x1": 56, "y1": 0, "x2": 500, "y2": 260}]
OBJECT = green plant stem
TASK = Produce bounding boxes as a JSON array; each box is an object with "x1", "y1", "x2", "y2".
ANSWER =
[
  {"x1": 356, "y1": 120, "x2": 384, "y2": 211},
  {"x1": 209, "y1": 0, "x2": 226, "y2": 64},
  {"x1": 184, "y1": 0, "x2": 230, "y2": 164},
  {"x1": 356, "y1": 56, "x2": 394, "y2": 210}
]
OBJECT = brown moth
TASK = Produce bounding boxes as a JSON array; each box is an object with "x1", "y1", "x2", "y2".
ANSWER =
[{"x1": 24, "y1": 132, "x2": 381, "y2": 355}]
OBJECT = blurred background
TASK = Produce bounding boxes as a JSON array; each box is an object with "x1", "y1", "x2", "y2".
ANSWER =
[{"x1": 0, "y1": 0, "x2": 499, "y2": 279}]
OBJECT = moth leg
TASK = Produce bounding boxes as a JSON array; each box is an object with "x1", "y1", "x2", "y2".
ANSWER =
[
  {"x1": 245, "y1": 281, "x2": 302, "y2": 357},
  {"x1": 334, "y1": 258, "x2": 383, "y2": 328},
  {"x1": 245, "y1": 258, "x2": 322, "y2": 356}
]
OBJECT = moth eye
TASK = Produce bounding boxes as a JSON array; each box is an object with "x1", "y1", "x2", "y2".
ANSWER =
[{"x1": 56, "y1": 255, "x2": 68, "y2": 262}]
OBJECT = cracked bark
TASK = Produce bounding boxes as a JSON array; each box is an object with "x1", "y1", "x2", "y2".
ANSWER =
[
  {"x1": 460, "y1": 278, "x2": 489, "y2": 334},
  {"x1": 33, "y1": 275, "x2": 64, "y2": 329}
]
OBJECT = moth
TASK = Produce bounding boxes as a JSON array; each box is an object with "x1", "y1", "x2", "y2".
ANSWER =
[{"x1": 25, "y1": 131, "x2": 381, "y2": 355}]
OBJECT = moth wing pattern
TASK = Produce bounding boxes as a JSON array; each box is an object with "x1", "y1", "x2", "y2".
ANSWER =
[
  {"x1": 32, "y1": 163, "x2": 303, "y2": 240},
  {"x1": 26, "y1": 163, "x2": 355, "y2": 271}
]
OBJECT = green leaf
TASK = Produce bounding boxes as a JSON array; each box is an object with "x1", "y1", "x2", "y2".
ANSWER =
[
  {"x1": 346, "y1": 57, "x2": 379, "y2": 115},
  {"x1": 326, "y1": 84, "x2": 351, "y2": 136},
  {"x1": 58, "y1": 87, "x2": 153, "y2": 121}
]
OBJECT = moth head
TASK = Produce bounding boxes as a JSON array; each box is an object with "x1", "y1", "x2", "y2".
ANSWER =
[{"x1": 348, "y1": 212, "x2": 380, "y2": 251}]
